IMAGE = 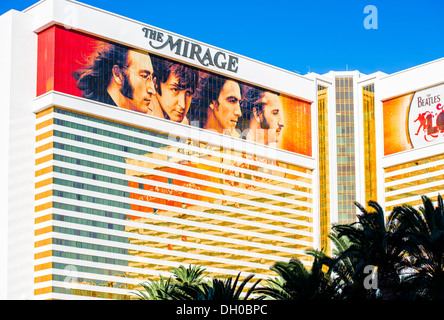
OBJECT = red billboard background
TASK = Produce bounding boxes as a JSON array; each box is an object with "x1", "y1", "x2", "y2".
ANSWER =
[{"x1": 37, "y1": 26, "x2": 312, "y2": 157}]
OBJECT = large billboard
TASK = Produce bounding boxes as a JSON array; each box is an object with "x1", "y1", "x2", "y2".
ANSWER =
[
  {"x1": 37, "y1": 26, "x2": 312, "y2": 157},
  {"x1": 383, "y1": 84, "x2": 444, "y2": 156}
]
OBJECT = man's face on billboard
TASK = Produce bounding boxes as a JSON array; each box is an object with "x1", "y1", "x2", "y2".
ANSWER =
[
  {"x1": 157, "y1": 73, "x2": 193, "y2": 122},
  {"x1": 212, "y1": 80, "x2": 242, "y2": 134},
  {"x1": 257, "y1": 92, "x2": 285, "y2": 143},
  {"x1": 122, "y1": 50, "x2": 155, "y2": 113}
]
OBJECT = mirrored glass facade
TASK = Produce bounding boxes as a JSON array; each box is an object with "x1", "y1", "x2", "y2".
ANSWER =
[
  {"x1": 363, "y1": 84, "x2": 377, "y2": 207},
  {"x1": 34, "y1": 107, "x2": 315, "y2": 299},
  {"x1": 317, "y1": 85, "x2": 330, "y2": 252},
  {"x1": 384, "y1": 154, "x2": 444, "y2": 213},
  {"x1": 335, "y1": 77, "x2": 356, "y2": 224}
]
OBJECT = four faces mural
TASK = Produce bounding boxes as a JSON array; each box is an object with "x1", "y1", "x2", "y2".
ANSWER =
[{"x1": 38, "y1": 27, "x2": 312, "y2": 156}]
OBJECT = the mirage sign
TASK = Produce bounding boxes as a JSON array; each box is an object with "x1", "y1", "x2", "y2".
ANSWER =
[{"x1": 142, "y1": 27, "x2": 240, "y2": 73}]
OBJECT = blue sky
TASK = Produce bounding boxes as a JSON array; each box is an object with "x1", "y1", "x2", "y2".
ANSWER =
[{"x1": 1, "y1": 0, "x2": 444, "y2": 75}]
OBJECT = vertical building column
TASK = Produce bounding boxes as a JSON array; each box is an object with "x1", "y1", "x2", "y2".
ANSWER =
[
  {"x1": 0, "y1": 9, "x2": 37, "y2": 299},
  {"x1": 335, "y1": 76, "x2": 357, "y2": 224}
]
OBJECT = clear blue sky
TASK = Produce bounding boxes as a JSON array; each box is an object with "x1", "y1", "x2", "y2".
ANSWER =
[{"x1": 1, "y1": 0, "x2": 444, "y2": 75}]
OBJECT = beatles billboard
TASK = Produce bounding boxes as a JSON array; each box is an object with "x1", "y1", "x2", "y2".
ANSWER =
[
  {"x1": 383, "y1": 83, "x2": 444, "y2": 156},
  {"x1": 37, "y1": 26, "x2": 312, "y2": 157}
]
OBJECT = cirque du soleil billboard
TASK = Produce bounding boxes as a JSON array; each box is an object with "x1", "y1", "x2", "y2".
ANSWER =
[{"x1": 383, "y1": 83, "x2": 444, "y2": 156}]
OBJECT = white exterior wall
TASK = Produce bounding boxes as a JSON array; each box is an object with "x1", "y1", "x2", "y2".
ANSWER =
[
  {"x1": 356, "y1": 71, "x2": 387, "y2": 209},
  {"x1": 0, "y1": 9, "x2": 37, "y2": 299}
]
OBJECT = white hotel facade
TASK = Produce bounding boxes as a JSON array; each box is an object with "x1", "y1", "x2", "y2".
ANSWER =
[{"x1": 1, "y1": 0, "x2": 443, "y2": 300}]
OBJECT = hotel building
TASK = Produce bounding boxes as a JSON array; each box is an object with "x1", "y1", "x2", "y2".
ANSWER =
[{"x1": 1, "y1": 0, "x2": 443, "y2": 300}]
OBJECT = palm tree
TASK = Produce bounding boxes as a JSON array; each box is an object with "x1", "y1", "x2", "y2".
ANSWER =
[
  {"x1": 254, "y1": 254, "x2": 334, "y2": 300},
  {"x1": 170, "y1": 264, "x2": 208, "y2": 288},
  {"x1": 390, "y1": 195, "x2": 444, "y2": 299},
  {"x1": 133, "y1": 265, "x2": 209, "y2": 300},
  {"x1": 133, "y1": 265, "x2": 261, "y2": 300},
  {"x1": 322, "y1": 230, "x2": 378, "y2": 300},
  {"x1": 133, "y1": 276, "x2": 177, "y2": 300},
  {"x1": 204, "y1": 273, "x2": 262, "y2": 300},
  {"x1": 169, "y1": 272, "x2": 262, "y2": 300},
  {"x1": 331, "y1": 200, "x2": 406, "y2": 300}
]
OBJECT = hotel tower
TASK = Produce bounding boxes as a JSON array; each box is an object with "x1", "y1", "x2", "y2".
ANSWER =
[{"x1": 1, "y1": 0, "x2": 443, "y2": 299}]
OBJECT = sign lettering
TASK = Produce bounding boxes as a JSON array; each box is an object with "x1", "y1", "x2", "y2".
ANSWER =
[
  {"x1": 409, "y1": 85, "x2": 444, "y2": 147},
  {"x1": 142, "y1": 27, "x2": 239, "y2": 73}
]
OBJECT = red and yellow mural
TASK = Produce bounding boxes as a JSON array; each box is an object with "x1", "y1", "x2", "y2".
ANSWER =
[{"x1": 37, "y1": 26, "x2": 312, "y2": 157}]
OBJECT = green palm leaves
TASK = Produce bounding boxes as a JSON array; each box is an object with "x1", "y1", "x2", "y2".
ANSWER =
[{"x1": 133, "y1": 265, "x2": 261, "y2": 300}]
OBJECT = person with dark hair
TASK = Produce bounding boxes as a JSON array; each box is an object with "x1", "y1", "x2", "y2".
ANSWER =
[
  {"x1": 244, "y1": 86, "x2": 285, "y2": 146},
  {"x1": 151, "y1": 58, "x2": 199, "y2": 124},
  {"x1": 198, "y1": 72, "x2": 243, "y2": 136},
  {"x1": 73, "y1": 42, "x2": 156, "y2": 114}
]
